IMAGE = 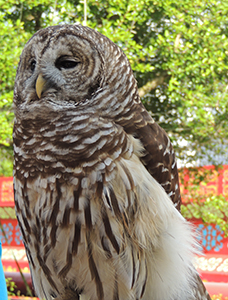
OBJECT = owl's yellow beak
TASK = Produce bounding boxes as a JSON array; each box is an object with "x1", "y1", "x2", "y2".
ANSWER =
[{"x1": 36, "y1": 74, "x2": 46, "y2": 99}]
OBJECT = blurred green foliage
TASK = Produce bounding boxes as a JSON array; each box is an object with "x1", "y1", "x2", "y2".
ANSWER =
[
  {"x1": 182, "y1": 194, "x2": 228, "y2": 235},
  {"x1": 6, "y1": 277, "x2": 21, "y2": 296},
  {"x1": 180, "y1": 166, "x2": 228, "y2": 235},
  {"x1": 0, "y1": 207, "x2": 16, "y2": 219}
]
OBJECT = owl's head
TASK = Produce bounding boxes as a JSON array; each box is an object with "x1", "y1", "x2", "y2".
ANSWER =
[{"x1": 14, "y1": 24, "x2": 138, "y2": 118}]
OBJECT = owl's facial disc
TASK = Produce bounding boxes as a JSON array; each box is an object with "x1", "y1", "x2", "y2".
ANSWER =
[
  {"x1": 35, "y1": 55, "x2": 82, "y2": 99},
  {"x1": 14, "y1": 29, "x2": 104, "y2": 108}
]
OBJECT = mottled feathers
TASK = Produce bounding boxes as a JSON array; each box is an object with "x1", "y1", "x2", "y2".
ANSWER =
[{"x1": 13, "y1": 24, "x2": 210, "y2": 300}]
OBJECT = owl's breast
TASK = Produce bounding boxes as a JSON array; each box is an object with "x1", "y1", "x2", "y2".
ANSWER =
[{"x1": 13, "y1": 109, "x2": 134, "y2": 183}]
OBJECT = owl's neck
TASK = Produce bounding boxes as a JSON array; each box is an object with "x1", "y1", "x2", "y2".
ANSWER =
[{"x1": 13, "y1": 107, "x2": 132, "y2": 181}]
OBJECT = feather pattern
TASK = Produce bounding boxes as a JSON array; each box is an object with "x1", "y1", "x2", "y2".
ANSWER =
[{"x1": 13, "y1": 24, "x2": 211, "y2": 300}]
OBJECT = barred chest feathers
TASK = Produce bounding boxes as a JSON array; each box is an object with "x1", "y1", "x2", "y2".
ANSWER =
[{"x1": 14, "y1": 107, "x2": 197, "y2": 300}]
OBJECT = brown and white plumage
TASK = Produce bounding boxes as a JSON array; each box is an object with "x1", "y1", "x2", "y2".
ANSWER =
[{"x1": 13, "y1": 24, "x2": 210, "y2": 300}]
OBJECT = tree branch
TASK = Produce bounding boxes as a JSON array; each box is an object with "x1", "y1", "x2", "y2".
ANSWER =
[{"x1": 138, "y1": 72, "x2": 169, "y2": 98}]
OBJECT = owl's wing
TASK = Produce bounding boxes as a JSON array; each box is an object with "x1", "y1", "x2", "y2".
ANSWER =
[{"x1": 116, "y1": 101, "x2": 181, "y2": 211}]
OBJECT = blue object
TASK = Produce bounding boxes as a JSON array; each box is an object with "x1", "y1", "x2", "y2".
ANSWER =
[
  {"x1": 0, "y1": 240, "x2": 8, "y2": 300},
  {"x1": 196, "y1": 223, "x2": 224, "y2": 252}
]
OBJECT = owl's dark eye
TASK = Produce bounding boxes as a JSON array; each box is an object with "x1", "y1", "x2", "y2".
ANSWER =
[
  {"x1": 55, "y1": 56, "x2": 79, "y2": 70},
  {"x1": 30, "y1": 59, "x2": 36, "y2": 72}
]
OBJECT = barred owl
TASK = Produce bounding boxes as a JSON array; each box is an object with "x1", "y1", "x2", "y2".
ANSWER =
[{"x1": 13, "y1": 24, "x2": 210, "y2": 300}]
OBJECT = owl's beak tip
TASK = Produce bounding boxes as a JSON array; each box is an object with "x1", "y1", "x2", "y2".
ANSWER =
[{"x1": 36, "y1": 74, "x2": 46, "y2": 99}]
